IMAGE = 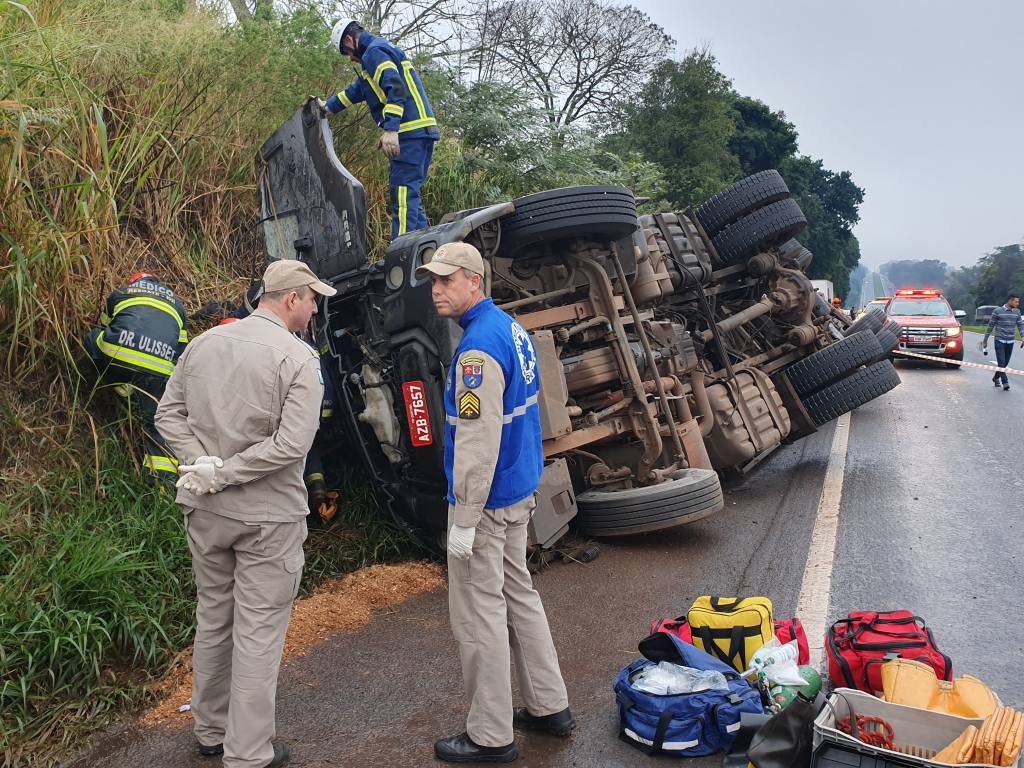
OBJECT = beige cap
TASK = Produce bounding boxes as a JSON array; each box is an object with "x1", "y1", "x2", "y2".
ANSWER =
[
  {"x1": 414, "y1": 242, "x2": 485, "y2": 279},
  {"x1": 262, "y1": 260, "x2": 337, "y2": 297}
]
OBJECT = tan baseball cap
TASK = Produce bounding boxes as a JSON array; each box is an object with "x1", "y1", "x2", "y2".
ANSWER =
[
  {"x1": 262, "y1": 260, "x2": 337, "y2": 297},
  {"x1": 414, "y1": 242, "x2": 485, "y2": 279}
]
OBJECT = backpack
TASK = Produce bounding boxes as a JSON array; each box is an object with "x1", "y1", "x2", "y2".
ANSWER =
[
  {"x1": 649, "y1": 616, "x2": 692, "y2": 643},
  {"x1": 826, "y1": 610, "x2": 953, "y2": 694},
  {"x1": 687, "y1": 596, "x2": 774, "y2": 673},
  {"x1": 615, "y1": 631, "x2": 764, "y2": 757}
]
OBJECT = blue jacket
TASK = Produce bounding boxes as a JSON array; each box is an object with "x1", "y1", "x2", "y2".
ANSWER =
[
  {"x1": 325, "y1": 32, "x2": 440, "y2": 141},
  {"x1": 444, "y1": 298, "x2": 543, "y2": 516}
]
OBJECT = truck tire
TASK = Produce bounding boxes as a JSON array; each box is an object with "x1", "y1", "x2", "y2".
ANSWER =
[
  {"x1": 784, "y1": 331, "x2": 884, "y2": 396},
  {"x1": 711, "y1": 198, "x2": 807, "y2": 264},
  {"x1": 695, "y1": 170, "x2": 791, "y2": 237},
  {"x1": 803, "y1": 361, "x2": 901, "y2": 426},
  {"x1": 844, "y1": 307, "x2": 885, "y2": 336},
  {"x1": 500, "y1": 185, "x2": 638, "y2": 257},
  {"x1": 778, "y1": 238, "x2": 813, "y2": 271},
  {"x1": 872, "y1": 319, "x2": 902, "y2": 362},
  {"x1": 576, "y1": 468, "x2": 724, "y2": 537}
]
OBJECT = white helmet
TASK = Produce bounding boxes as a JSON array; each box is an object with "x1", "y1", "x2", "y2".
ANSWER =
[{"x1": 331, "y1": 18, "x2": 358, "y2": 54}]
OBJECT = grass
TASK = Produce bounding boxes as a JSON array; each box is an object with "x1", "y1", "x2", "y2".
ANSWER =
[{"x1": 961, "y1": 325, "x2": 988, "y2": 334}]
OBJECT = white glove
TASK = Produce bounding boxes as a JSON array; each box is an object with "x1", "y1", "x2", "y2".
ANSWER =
[
  {"x1": 315, "y1": 96, "x2": 327, "y2": 112},
  {"x1": 177, "y1": 456, "x2": 225, "y2": 495},
  {"x1": 447, "y1": 524, "x2": 476, "y2": 560},
  {"x1": 379, "y1": 130, "x2": 400, "y2": 158}
]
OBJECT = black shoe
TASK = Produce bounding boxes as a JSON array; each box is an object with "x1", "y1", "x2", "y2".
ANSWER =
[
  {"x1": 995, "y1": 379, "x2": 1002, "y2": 387},
  {"x1": 197, "y1": 742, "x2": 223, "y2": 757},
  {"x1": 434, "y1": 733, "x2": 518, "y2": 763},
  {"x1": 1005, "y1": 384, "x2": 1011, "y2": 391},
  {"x1": 513, "y1": 707, "x2": 577, "y2": 737},
  {"x1": 265, "y1": 742, "x2": 291, "y2": 768}
]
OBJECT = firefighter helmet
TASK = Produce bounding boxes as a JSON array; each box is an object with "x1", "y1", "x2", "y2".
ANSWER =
[
  {"x1": 127, "y1": 272, "x2": 155, "y2": 285},
  {"x1": 331, "y1": 19, "x2": 359, "y2": 55}
]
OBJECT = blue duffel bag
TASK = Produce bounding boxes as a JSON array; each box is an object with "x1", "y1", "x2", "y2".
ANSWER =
[{"x1": 614, "y1": 630, "x2": 764, "y2": 756}]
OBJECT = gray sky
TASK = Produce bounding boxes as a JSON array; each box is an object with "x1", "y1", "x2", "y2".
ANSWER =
[{"x1": 631, "y1": 0, "x2": 1023, "y2": 270}]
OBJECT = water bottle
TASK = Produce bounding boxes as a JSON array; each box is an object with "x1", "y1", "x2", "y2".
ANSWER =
[{"x1": 750, "y1": 641, "x2": 800, "y2": 672}]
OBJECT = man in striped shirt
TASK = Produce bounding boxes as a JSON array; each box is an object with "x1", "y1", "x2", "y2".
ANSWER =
[{"x1": 983, "y1": 294, "x2": 1023, "y2": 390}]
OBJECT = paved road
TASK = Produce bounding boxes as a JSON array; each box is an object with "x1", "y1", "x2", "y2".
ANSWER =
[{"x1": 67, "y1": 332, "x2": 1024, "y2": 767}]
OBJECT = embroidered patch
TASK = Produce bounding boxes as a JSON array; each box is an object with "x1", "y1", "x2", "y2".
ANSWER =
[
  {"x1": 458, "y1": 391, "x2": 481, "y2": 419},
  {"x1": 462, "y1": 362, "x2": 483, "y2": 389}
]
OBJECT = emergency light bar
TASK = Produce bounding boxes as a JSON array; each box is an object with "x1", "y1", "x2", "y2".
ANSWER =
[{"x1": 895, "y1": 288, "x2": 940, "y2": 296}]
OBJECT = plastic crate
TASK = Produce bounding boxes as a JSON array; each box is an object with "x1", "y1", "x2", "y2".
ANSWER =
[{"x1": 812, "y1": 688, "x2": 1020, "y2": 768}]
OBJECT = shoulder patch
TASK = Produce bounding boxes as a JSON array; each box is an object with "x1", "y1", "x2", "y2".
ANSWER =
[
  {"x1": 458, "y1": 391, "x2": 481, "y2": 420},
  {"x1": 459, "y1": 353, "x2": 484, "y2": 366},
  {"x1": 462, "y1": 361, "x2": 483, "y2": 389}
]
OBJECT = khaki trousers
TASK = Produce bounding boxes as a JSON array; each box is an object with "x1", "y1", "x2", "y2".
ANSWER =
[
  {"x1": 448, "y1": 497, "x2": 569, "y2": 747},
  {"x1": 184, "y1": 508, "x2": 306, "y2": 768}
]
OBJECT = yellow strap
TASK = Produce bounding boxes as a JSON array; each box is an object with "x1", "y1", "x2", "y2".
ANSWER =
[
  {"x1": 383, "y1": 103, "x2": 403, "y2": 116},
  {"x1": 398, "y1": 185, "x2": 408, "y2": 236},
  {"x1": 95, "y1": 336, "x2": 175, "y2": 376},
  {"x1": 399, "y1": 116, "x2": 437, "y2": 133},
  {"x1": 373, "y1": 60, "x2": 399, "y2": 84},
  {"x1": 360, "y1": 71, "x2": 386, "y2": 104},
  {"x1": 178, "y1": 330, "x2": 189, "y2": 344},
  {"x1": 143, "y1": 455, "x2": 179, "y2": 473},
  {"x1": 402, "y1": 61, "x2": 428, "y2": 122},
  {"x1": 112, "y1": 297, "x2": 184, "y2": 330}
]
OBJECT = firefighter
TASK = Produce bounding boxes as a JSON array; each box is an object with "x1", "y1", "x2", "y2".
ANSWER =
[
  {"x1": 84, "y1": 272, "x2": 188, "y2": 482},
  {"x1": 415, "y1": 243, "x2": 574, "y2": 763},
  {"x1": 319, "y1": 19, "x2": 440, "y2": 241}
]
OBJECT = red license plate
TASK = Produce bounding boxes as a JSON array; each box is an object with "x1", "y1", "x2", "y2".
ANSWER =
[{"x1": 402, "y1": 380, "x2": 433, "y2": 447}]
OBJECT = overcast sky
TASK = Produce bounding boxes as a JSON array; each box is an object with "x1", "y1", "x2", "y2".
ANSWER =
[{"x1": 630, "y1": 0, "x2": 1023, "y2": 271}]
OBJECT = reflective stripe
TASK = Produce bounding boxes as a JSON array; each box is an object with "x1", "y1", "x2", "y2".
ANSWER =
[
  {"x1": 382, "y1": 103, "x2": 403, "y2": 117},
  {"x1": 143, "y1": 455, "x2": 178, "y2": 474},
  {"x1": 373, "y1": 60, "x2": 399, "y2": 84},
  {"x1": 339, "y1": 91, "x2": 353, "y2": 108},
  {"x1": 398, "y1": 186, "x2": 408, "y2": 235},
  {"x1": 502, "y1": 393, "x2": 539, "y2": 424},
  {"x1": 402, "y1": 60, "x2": 427, "y2": 121},
  {"x1": 178, "y1": 330, "x2": 189, "y2": 344},
  {"x1": 398, "y1": 116, "x2": 437, "y2": 133},
  {"x1": 112, "y1": 297, "x2": 184, "y2": 329},
  {"x1": 100, "y1": 312, "x2": 111, "y2": 326},
  {"x1": 624, "y1": 728, "x2": 699, "y2": 751},
  {"x1": 360, "y1": 71, "x2": 386, "y2": 103},
  {"x1": 446, "y1": 414, "x2": 458, "y2": 426},
  {"x1": 95, "y1": 336, "x2": 175, "y2": 376}
]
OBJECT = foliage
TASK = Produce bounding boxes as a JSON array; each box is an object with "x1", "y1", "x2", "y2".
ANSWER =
[
  {"x1": 972, "y1": 244, "x2": 1024, "y2": 307},
  {"x1": 728, "y1": 96, "x2": 798, "y2": 174},
  {"x1": 880, "y1": 259, "x2": 949, "y2": 291}
]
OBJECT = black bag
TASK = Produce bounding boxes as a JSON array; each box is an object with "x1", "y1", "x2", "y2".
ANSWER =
[{"x1": 746, "y1": 692, "x2": 824, "y2": 768}]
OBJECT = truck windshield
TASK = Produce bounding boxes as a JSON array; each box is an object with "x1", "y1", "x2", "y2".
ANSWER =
[{"x1": 888, "y1": 299, "x2": 950, "y2": 316}]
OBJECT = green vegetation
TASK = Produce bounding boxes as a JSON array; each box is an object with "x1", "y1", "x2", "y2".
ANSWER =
[{"x1": 1, "y1": 0, "x2": 867, "y2": 763}]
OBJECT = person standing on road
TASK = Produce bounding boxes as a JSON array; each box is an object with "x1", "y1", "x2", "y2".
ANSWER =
[
  {"x1": 983, "y1": 294, "x2": 1024, "y2": 391},
  {"x1": 155, "y1": 260, "x2": 336, "y2": 768},
  {"x1": 319, "y1": 19, "x2": 439, "y2": 241},
  {"x1": 415, "y1": 243, "x2": 574, "y2": 764}
]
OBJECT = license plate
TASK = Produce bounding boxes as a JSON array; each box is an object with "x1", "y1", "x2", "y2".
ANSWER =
[
  {"x1": 910, "y1": 335, "x2": 935, "y2": 342},
  {"x1": 402, "y1": 380, "x2": 433, "y2": 447}
]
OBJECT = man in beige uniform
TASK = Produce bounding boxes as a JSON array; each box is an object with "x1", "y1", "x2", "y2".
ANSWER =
[
  {"x1": 155, "y1": 260, "x2": 335, "y2": 768},
  {"x1": 416, "y1": 243, "x2": 574, "y2": 764}
]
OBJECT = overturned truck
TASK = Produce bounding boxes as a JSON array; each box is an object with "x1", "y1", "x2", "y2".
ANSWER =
[{"x1": 257, "y1": 100, "x2": 899, "y2": 551}]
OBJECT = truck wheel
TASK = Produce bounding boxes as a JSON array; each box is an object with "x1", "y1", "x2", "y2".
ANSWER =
[
  {"x1": 844, "y1": 307, "x2": 885, "y2": 336},
  {"x1": 778, "y1": 238, "x2": 813, "y2": 271},
  {"x1": 500, "y1": 185, "x2": 638, "y2": 257},
  {"x1": 576, "y1": 468, "x2": 724, "y2": 537},
  {"x1": 872, "y1": 319, "x2": 902, "y2": 362},
  {"x1": 710, "y1": 198, "x2": 807, "y2": 264},
  {"x1": 803, "y1": 361, "x2": 901, "y2": 426},
  {"x1": 784, "y1": 331, "x2": 884, "y2": 396},
  {"x1": 695, "y1": 170, "x2": 791, "y2": 237}
]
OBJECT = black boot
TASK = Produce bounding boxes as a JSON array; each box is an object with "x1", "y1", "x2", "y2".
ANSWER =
[
  {"x1": 434, "y1": 733, "x2": 518, "y2": 763},
  {"x1": 513, "y1": 707, "x2": 577, "y2": 736}
]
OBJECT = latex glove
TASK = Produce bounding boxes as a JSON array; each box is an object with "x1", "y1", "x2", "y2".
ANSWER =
[
  {"x1": 177, "y1": 456, "x2": 225, "y2": 495},
  {"x1": 314, "y1": 96, "x2": 327, "y2": 112},
  {"x1": 447, "y1": 525, "x2": 476, "y2": 561},
  {"x1": 379, "y1": 130, "x2": 400, "y2": 158}
]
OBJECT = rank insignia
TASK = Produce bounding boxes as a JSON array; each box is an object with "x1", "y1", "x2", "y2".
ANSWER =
[{"x1": 458, "y1": 391, "x2": 481, "y2": 420}]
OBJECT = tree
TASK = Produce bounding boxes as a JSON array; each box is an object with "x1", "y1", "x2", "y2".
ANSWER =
[
  {"x1": 944, "y1": 263, "x2": 982, "y2": 316},
  {"x1": 879, "y1": 259, "x2": 949, "y2": 290},
  {"x1": 613, "y1": 48, "x2": 739, "y2": 208},
  {"x1": 729, "y1": 96, "x2": 798, "y2": 175},
  {"x1": 469, "y1": 0, "x2": 674, "y2": 135},
  {"x1": 973, "y1": 244, "x2": 1024, "y2": 306}
]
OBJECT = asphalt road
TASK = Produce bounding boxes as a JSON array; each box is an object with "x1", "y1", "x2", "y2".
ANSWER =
[{"x1": 66, "y1": 331, "x2": 1024, "y2": 768}]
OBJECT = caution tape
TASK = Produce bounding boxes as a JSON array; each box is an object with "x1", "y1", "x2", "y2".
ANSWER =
[{"x1": 893, "y1": 347, "x2": 1024, "y2": 377}]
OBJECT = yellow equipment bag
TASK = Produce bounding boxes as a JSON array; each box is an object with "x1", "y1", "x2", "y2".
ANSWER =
[
  {"x1": 687, "y1": 596, "x2": 774, "y2": 673},
  {"x1": 881, "y1": 658, "x2": 1000, "y2": 719}
]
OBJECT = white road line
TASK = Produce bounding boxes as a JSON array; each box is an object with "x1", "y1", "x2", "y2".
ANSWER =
[{"x1": 795, "y1": 413, "x2": 851, "y2": 669}]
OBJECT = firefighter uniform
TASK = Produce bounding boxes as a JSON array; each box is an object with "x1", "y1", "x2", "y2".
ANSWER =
[
  {"x1": 155, "y1": 261, "x2": 333, "y2": 767},
  {"x1": 325, "y1": 31, "x2": 439, "y2": 240},
  {"x1": 438, "y1": 294, "x2": 570, "y2": 749},
  {"x1": 85, "y1": 275, "x2": 188, "y2": 481}
]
